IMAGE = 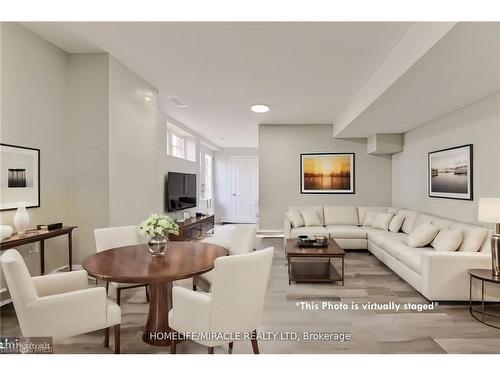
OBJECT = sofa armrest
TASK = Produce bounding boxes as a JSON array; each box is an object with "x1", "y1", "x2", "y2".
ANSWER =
[
  {"x1": 421, "y1": 252, "x2": 500, "y2": 301},
  {"x1": 284, "y1": 217, "x2": 292, "y2": 239},
  {"x1": 24, "y1": 286, "x2": 108, "y2": 339},
  {"x1": 32, "y1": 270, "x2": 89, "y2": 297}
]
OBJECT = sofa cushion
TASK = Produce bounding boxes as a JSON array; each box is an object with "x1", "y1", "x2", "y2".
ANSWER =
[
  {"x1": 398, "y1": 209, "x2": 420, "y2": 234},
  {"x1": 363, "y1": 211, "x2": 379, "y2": 227},
  {"x1": 326, "y1": 225, "x2": 367, "y2": 239},
  {"x1": 479, "y1": 233, "x2": 492, "y2": 253},
  {"x1": 289, "y1": 206, "x2": 324, "y2": 225},
  {"x1": 372, "y1": 212, "x2": 394, "y2": 231},
  {"x1": 290, "y1": 226, "x2": 328, "y2": 238},
  {"x1": 450, "y1": 223, "x2": 488, "y2": 252},
  {"x1": 431, "y1": 217, "x2": 453, "y2": 230},
  {"x1": 414, "y1": 214, "x2": 434, "y2": 229},
  {"x1": 285, "y1": 212, "x2": 304, "y2": 228},
  {"x1": 431, "y1": 229, "x2": 463, "y2": 252},
  {"x1": 358, "y1": 206, "x2": 387, "y2": 224},
  {"x1": 324, "y1": 206, "x2": 359, "y2": 225},
  {"x1": 381, "y1": 238, "x2": 408, "y2": 259},
  {"x1": 368, "y1": 230, "x2": 408, "y2": 248},
  {"x1": 407, "y1": 223, "x2": 439, "y2": 248},
  {"x1": 397, "y1": 247, "x2": 434, "y2": 274},
  {"x1": 301, "y1": 211, "x2": 322, "y2": 227},
  {"x1": 389, "y1": 214, "x2": 405, "y2": 233}
]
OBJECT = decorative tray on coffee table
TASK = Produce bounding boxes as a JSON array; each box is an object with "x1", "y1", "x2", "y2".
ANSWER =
[{"x1": 296, "y1": 236, "x2": 328, "y2": 248}]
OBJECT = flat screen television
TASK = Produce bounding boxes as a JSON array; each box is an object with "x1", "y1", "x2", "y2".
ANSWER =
[{"x1": 165, "y1": 172, "x2": 197, "y2": 212}]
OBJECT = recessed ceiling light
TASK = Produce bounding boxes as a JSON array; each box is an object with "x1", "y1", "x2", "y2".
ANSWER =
[{"x1": 251, "y1": 104, "x2": 270, "y2": 113}]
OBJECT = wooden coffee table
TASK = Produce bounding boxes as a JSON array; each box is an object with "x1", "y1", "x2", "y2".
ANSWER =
[{"x1": 285, "y1": 238, "x2": 345, "y2": 285}]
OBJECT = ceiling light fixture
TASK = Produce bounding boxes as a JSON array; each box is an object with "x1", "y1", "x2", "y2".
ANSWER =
[{"x1": 251, "y1": 104, "x2": 270, "y2": 113}]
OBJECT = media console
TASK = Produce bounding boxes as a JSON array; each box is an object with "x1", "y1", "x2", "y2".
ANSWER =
[{"x1": 170, "y1": 214, "x2": 215, "y2": 241}]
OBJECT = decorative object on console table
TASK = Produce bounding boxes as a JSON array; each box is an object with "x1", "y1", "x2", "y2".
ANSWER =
[
  {"x1": 37, "y1": 223, "x2": 63, "y2": 231},
  {"x1": 478, "y1": 198, "x2": 500, "y2": 276},
  {"x1": 0, "y1": 143, "x2": 40, "y2": 211},
  {"x1": 139, "y1": 213, "x2": 179, "y2": 257},
  {"x1": 0, "y1": 226, "x2": 77, "y2": 275},
  {"x1": 170, "y1": 214, "x2": 215, "y2": 241},
  {"x1": 0, "y1": 225, "x2": 13, "y2": 240},
  {"x1": 428, "y1": 144, "x2": 473, "y2": 200},
  {"x1": 300, "y1": 153, "x2": 355, "y2": 194},
  {"x1": 13, "y1": 201, "x2": 30, "y2": 235}
]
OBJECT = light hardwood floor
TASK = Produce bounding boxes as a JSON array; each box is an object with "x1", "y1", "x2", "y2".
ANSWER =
[{"x1": 2, "y1": 237, "x2": 500, "y2": 354}]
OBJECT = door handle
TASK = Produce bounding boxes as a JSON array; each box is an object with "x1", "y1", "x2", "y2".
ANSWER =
[{"x1": 232, "y1": 194, "x2": 236, "y2": 196}]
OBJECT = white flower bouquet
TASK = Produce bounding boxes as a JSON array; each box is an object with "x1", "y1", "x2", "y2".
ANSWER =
[{"x1": 139, "y1": 213, "x2": 179, "y2": 238}]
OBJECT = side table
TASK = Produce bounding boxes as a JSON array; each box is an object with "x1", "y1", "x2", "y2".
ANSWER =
[{"x1": 468, "y1": 268, "x2": 500, "y2": 329}]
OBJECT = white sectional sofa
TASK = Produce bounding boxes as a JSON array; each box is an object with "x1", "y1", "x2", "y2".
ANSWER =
[{"x1": 284, "y1": 206, "x2": 495, "y2": 301}]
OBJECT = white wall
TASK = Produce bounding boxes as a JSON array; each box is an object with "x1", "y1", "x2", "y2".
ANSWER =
[
  {"x1": 107, "y1": 56, "x2": 162, "y2": 226},
  {"x1": 1, "y1": 22, "x2": 71, "y2": 275},
  {"x1": 259, "y1": 124, "x2": 393, "y2": 230},
  {"x1": 392, "y1": 93, "x2": 500, "y2": 227},
  {"x1": 213, "y1": 147, "x2": 258, "y2": 222},
  {"x1": 67, "y1": 53, "x2": 109, "y2": 263}
]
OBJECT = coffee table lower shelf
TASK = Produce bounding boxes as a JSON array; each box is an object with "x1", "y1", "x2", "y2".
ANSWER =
[{"x1": 288, "y1": 259, "x2": 344, "y2": 285}]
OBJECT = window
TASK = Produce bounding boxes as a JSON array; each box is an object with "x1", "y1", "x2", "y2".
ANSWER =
[
  {"x1": 167, "y1": 122, "x2": 195, "y2": 162},
  {"x1": 170, "y1": 133, "x2": 185, "y2": 159},
  {"x1": 202, "y1": 153, "x2": 213, "y2": 200}
]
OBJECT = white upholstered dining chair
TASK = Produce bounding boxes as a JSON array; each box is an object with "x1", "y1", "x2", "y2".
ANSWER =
[
  {"x1": 94, "y1": 225, "x2": 149, "y2": 305},
  {"x1": 194, "y1": 224, "x2": 257, "y2": 291},
  {"x1": 169, "y1": 246, "x2": 274, "y2": 354},
  {"x1": 0, "y1": 249, "x2": 121, "y2": 353}
]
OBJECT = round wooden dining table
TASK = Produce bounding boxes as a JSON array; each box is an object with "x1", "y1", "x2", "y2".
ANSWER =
[{"x1": 82, "y1": 241, "x2": 228, "y2": 346}]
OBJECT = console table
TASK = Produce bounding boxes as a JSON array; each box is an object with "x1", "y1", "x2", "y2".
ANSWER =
[
  {"x1": 170, "y1": 215, "x2": 215, "y2": 241},
  {"x1": 0, "y1": 226, "x2": 77, "y2": 275}
]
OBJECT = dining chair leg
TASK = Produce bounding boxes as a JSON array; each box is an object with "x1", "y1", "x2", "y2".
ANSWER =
[
  {"x1": 145, "y1": 286, "x2": 150, "y2": 302},
  {"x1": 192, "y1": 280, "x2": 196, "y2": 291},
  {"x1": 170, "y1": 338, "x2": 176, "y2": 354},
  {"x1": 105, "y1": 282, "x2": 109, "y2": 295},
  {"x1": 228, "y1": 342, "x2": 233, "y2": 354},
  {"x1": 104, "y1": 327, "x2": 109, "y2": 347},
  {"x1": 116, "y1": 288, "x2": 121, "y2": 306},
  {"x1": 208, "y1": 347, "x2": 214, "y2": 354},
  {"x1": 251, "y1": 330, "x2": 259, "y2": 354},
  {"x1": 114, "y1": 324, "x2": 120, "y2": 354}
]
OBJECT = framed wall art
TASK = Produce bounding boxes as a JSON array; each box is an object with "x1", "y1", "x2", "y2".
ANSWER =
[
  {"x1": 0, "y1": 143, "x2": 40, "y2": 210},
  {"x1": 300, "y1": 153, "x2": 355, "y2": 194},
  {"x1": 428, "y1": 144, "x2": 472, "y2": 201}
]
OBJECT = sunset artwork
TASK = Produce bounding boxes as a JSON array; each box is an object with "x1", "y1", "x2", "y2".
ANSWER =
[{"x1": 301, "y1": 153, "x2": 355, "y2": 193}]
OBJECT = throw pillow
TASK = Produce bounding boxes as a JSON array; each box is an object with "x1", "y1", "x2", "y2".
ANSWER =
[
  {"x1": 301, "y1": 211, "x2": 322, "y2": 227},
  {"x1": 431, "y1": 229, "x2": 463, "y2": 252},
  {"x1": 286, "y1": 212, "x2": 304, "y2": 228},
  {"x1": 455, "y1": 226, "x2": 488, "y2": 252},
  {"x1": 372, "y1": 212, "x2": 394, "y2": 231},
  {"x1": 389, "y1": 214, "x2": 405, "y2": 233},
  {"x1": 407, "y1": 223, "x2": 439, "y2": 248},
  {"x1": 363, "y1": 211, "x2": 379, "y2": 227}
]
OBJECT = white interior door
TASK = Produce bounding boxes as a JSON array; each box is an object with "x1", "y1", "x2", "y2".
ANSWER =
[{"x1": 229, "y1": 156, "x2": 258, "y2": 223}]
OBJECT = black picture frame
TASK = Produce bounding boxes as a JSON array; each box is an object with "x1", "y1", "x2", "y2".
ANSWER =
[
  {"x1": 300, "y1": 152, "x2": 355, "y2": 194},
  {"x1": 428, "y1": 144, "x2": 473, "y2": 201},
  {"x1": 0, "y1": 143, "x2": 41, "y2": 211}
]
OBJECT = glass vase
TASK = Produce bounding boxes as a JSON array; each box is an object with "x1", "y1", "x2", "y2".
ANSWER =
[{"x1": 148, "y1": 235, "x2": 169, "y2": 257}]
